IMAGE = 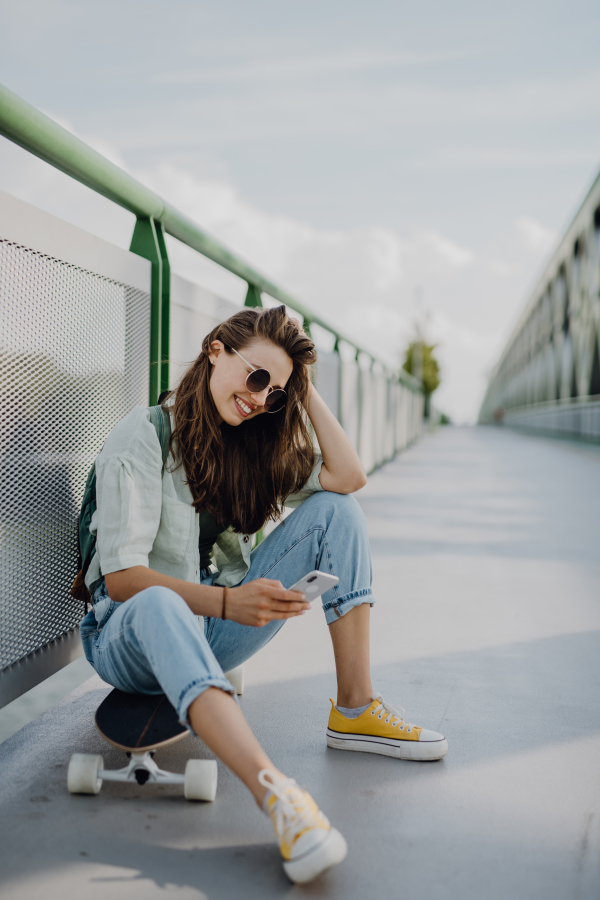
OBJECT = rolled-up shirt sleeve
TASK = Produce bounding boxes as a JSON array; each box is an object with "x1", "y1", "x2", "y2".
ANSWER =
[
  {"x1": 93, "y1": 409, "x2": 164, "y2": 577},
  {"x1": 284, "y1": 454, "x2": 324, "y2": 509}
]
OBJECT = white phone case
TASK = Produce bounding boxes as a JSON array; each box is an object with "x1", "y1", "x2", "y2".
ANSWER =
[{"x1": 288, "y1": 570, "x2": 339, "y2": 601}]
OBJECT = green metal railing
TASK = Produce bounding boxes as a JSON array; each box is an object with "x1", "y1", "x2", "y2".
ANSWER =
[{"x1": 0, "y1": 81, "x2": 420, "y2": 413}]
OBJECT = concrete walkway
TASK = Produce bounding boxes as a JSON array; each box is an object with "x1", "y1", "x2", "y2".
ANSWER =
[{"x1": 1, "y1": 426, "x2": 599, "y2": 899}]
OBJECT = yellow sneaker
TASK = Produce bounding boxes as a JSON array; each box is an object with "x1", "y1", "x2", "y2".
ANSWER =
[
  {"x1": 326, "y1": 693, "x2": 448, "y2": 761},
  {"x1": 259, "y1": 769, "x2": 347, "y2": 884}
]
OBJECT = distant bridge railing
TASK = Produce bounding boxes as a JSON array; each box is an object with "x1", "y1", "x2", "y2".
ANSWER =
[
  {"x1": 0, "y1": 83, "x2": 423, "y2": 708},
  {"x1": 479, "y1": 169, "x2": 600, "y2": 442}
]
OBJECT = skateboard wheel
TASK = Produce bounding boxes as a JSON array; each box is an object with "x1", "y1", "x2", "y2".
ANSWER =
[
  {"x1": 225, "y1": 665, "x2": 244, "y2": 696},
  {"x1": 68, "y1": 753, "x2": 104, "y2": 795},
  {"x1": 184, "y1": 759, "x2": 218, "y2": 801}
]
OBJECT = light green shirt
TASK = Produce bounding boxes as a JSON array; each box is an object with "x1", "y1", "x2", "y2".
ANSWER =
[{"x1": 85, "y1": 405, "x2": 323, "y2": 591}]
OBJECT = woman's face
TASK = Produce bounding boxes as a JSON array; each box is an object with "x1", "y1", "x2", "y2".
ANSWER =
[{"x1": 208, "y1": 338, "x2": 294, "y2": 426}]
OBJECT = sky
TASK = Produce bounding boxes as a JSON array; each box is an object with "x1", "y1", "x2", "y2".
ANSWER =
[{"x1": 1, "y1": 0, "x2": 600, "y2": 421}]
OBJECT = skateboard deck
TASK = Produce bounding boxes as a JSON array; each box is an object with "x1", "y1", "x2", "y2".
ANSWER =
[{"x1": 95, "y1": 688, "x2": 189, "y2": 752}]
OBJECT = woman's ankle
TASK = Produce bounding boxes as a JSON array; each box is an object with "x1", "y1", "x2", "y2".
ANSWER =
[
  {"x1": 336, "y1": 687, "x2": 373, "y2": 709},
  {"x1": 252, "y1": 766, "x2": 287, "y2": 807}
]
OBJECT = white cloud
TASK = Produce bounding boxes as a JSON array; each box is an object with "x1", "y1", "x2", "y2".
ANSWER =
[
  {"x1": 517, "y1": 216, "x2": 559, "y2": 253},
  {"x1": 419, "y1": 230, "x2": 475, "y2": 268}
]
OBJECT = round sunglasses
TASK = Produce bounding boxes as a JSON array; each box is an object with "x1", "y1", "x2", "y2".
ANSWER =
[{"x1": 229, "y1": 346, "x2": 287, "y2": 413}]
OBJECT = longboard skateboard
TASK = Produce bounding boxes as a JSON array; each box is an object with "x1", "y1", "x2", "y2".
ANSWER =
[
  {"x1": 67, "y1": 664, "x2": 244, "y2": 800},
  {"x1": 67, "y1": 688, "x2": 217, "y2": 800}
]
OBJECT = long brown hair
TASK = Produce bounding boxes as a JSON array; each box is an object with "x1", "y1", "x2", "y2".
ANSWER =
[{"x1": 168, "y1": 305, "x2": 317, "y2": 534}]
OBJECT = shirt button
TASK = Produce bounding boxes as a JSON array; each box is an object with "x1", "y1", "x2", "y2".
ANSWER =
[{"x1": 243, "y1": 535, "x2": 249, "y2": 543}]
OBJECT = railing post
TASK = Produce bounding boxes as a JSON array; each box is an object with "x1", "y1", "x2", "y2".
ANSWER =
[
  {"x1": 370, "y1": 356, "x2": 377, "y2": 469},
  {"x1": 356, "y1": 348, "x2": 363, "y2": 462},
  {"x1": 302, "y1": 320, "x2": 316, "y2": 389},
  {"x1": 155, "y1": 222, "x2": 171, "y2": 395},
  {"x1": 130, "y1": 217, "x2": 167, "y2": 405},
  {"x1": 334, "y1": 337, "x2": 343, "y2": 428},
  {"x1": 245, "y1": 283, "x2": 263, "y2": 307}
]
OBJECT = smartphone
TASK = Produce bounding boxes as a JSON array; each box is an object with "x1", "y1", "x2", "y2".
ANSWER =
[{"x1": 288, "y1": 570, "x2": 339, "y2": 601}]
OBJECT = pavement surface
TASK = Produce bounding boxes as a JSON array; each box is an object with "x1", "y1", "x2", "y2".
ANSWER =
[{"x1": 1, "y1": 426, "x2": 599, "y2": 900}]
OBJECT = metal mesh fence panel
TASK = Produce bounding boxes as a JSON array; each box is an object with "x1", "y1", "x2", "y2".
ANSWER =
[{"x1": 0, "y1": 239, "x2": 150, "y2": 670}]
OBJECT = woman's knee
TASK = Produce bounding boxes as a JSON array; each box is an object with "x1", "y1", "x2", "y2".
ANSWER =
[{"x1": 308, "y1": 490, "x2": 367, "y2": 529}]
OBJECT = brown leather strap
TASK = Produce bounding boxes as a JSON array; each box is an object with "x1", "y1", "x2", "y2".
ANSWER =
[{"x1": 221, "y1": 586, "x2": 228, "y2": 621}]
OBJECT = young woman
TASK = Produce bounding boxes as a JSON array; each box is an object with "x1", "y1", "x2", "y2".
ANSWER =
[{"x1": 79, "y1": 305, "x2": 447, "y2": 885}]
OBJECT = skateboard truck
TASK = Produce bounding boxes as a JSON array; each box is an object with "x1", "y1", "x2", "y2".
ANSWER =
[{"x1": 102, "y1": 752, "x2": 186, "y2": 786}]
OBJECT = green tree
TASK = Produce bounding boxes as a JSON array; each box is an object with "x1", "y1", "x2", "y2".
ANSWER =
[{"x1": 403, "y1": 341, "x2": 441, "y2": 412}]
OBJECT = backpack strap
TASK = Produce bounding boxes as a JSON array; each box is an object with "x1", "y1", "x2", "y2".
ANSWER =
[
  {"x1": 72, "y1": 405, "x2": 172, "y2": 607},
  {"x1": 148, "y1": 404, "x2": 172, "y2": 468}
]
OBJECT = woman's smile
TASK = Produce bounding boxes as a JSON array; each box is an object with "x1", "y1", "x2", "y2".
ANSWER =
[{"x1": 234, "y1": 394, "x2": 256, "y2": 418}]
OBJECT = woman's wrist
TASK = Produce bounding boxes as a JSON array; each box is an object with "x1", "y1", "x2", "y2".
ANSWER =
[{"x1": 197, "y1": 584, "x2": 228, "y2": 619}]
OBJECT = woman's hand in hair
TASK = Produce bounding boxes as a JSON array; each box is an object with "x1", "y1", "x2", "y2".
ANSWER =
[
  {"x1": 226, "y1": 578, "x2": 309, "y2": 627},
  {"x1": 306, "y1": 382, "x2": 368, "y2": 494}
]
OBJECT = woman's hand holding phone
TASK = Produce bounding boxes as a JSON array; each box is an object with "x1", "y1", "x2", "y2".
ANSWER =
[{"x1": 225, "y1": 578, "x2": 309, "y2": 627}]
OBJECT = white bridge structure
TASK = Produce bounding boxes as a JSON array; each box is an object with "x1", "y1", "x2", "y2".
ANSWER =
[{"x1": 479, "y1": 170, "x2": 600, "y2": 440}]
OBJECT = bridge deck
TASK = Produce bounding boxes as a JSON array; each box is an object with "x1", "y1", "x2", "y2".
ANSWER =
[{"x1": 1, "y1": 426, "x2": 599, "y2": 899}]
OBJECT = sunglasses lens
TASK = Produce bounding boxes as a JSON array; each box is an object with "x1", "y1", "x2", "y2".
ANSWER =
[
  {"x1": 245, "y1": 368, "x2": 270, "y2": 392},
  {"x1": 265, "y1": 390, "x2": 286, "y2": 412}
]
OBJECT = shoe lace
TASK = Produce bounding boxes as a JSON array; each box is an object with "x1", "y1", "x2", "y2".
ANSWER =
[
  {"x1": 258, "y1": 770, "x2": 323, "y2": 844},
  {"x1": 371, "y1": 693, "x2": 413, "y2": 732}
]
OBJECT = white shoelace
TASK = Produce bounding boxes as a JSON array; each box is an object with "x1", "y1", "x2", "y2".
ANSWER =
[
  {"x1": 259, "y1": 770, "x2": 324, "y2": 845},
  {"x1": 371, "y1": 693, "x2": 413, "y2": 732}
]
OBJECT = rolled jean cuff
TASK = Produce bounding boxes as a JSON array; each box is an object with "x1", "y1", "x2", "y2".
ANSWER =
[
  {"x1": 322, "y1": 589, "x2": 374, "y2": 626},
  {"x1": 178, "y1": 674, "x2": 236, "y2": 729}
]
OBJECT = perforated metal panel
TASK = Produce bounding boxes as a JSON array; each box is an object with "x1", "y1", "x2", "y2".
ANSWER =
[{"x1": 0, "y1": 238, "x2": 150, "y2": 670}]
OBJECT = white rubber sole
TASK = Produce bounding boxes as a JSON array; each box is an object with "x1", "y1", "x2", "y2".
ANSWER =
[
  {"x1": 283, "y1": 827, "x2": 348, "y2": 884},
  {"x1": 326, "y1": 729, "x2": 448, "y2": 761}
]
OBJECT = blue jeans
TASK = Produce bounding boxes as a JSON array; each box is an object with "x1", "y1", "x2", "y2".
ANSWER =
[{"x1": 80, "y1": 491, "x2": 373, "y2": 725}]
